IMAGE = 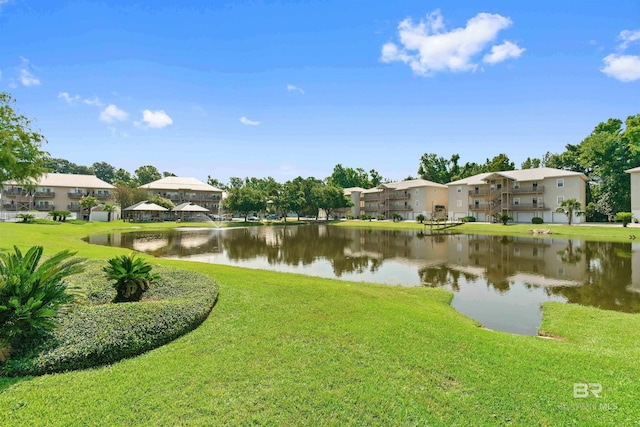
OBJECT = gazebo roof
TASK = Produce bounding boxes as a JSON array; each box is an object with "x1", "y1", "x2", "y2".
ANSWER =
[
  {"x1": 122, "y1": 201, "x2": 169, "y2": 211},
  {"x1": 172, "y1": 202, "x2": 210, "y2": 212}
]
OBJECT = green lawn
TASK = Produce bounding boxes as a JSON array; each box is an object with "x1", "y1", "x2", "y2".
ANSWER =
[
  {"x1": 333, "y1": 219, "x2": 639, "y2": 242},
  {"x1": 0, "y1": 221, "x2": 638, "y2": 425}
]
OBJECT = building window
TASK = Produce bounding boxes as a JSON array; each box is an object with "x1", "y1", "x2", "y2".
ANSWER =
[
  {"x1": 415, "y1": 201, "x2": 419, "y2": 207},
  {"x1": 557, "y1": 179, "x2": 564, "y2": 188},
  {"x1": 457, "y1": 186, "x2": 462, "y2": 193},
  {"x1": 532, "y1": 197, "x2": 538, "y2": 205},
  {"x1": 557, "y1": 196, "x2": 564, "y2": 205},
  {"x1": 513, "y1": 182, "x2": 519, "y2": 189},
  {"x1": 532, "y1": 181, "x2": 538, "y2": 188},
  {"x1": 457, "y1": 199, "x2": 462, "y2": 207},
  {"x1": 415, "y1": 189, "x2": 419, "y2": 195},
  {"x1": 513, "y1": 198, "x2": 520, "y2": 206}
]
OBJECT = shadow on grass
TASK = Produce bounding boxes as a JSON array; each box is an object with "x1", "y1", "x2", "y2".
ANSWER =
[{"x1": 0, "y1": 376, "x2": 29, "y2": 392}]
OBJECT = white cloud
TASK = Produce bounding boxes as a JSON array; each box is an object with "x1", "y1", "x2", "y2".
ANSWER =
[
  {"x1": 139, "y1": 109, "x2": 173, "y2": 128},
  {"x1": 286, "y1": 84, "x2": 305, "y2": 94},
  {"x1": 380, "y1": 9, "x2": 524, "y2": 76},
  {"x1": 619, "y1": 29, "x2": 640, "y2": 50},
  {"x1": 601, "y1": 29, "x2": 640, "y2": 82},
  {"x1": 18, "y1": 57, "x2": 40, "y2": 86},
  {"x1": 99, "y1": 104, "x2": 128, "y2": 123},
  {"x1": 240, "y1": 116, "x2": 260, "y2": 126},
  {"x1": 601, "y1": 54, "x2": 640, "y2": 82},
  {"x1": 58, "y1": 91, "x2": 80, "y2": 104},
  {"x1": 83, "y1": 96, "x2": 103, "y2": 107},
  {"x1": 483, "y1": 41, "x2": 525, "y2": 64}
]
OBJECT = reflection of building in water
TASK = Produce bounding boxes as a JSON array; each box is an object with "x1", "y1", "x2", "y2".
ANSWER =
[
  {"x1": 453, "y1": 235, "x2": 588, "y2": 288},
  {"x1": 629, "y1": 242, "x2": 640, "y2": 294}
]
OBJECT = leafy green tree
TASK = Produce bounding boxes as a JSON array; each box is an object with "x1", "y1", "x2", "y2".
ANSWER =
[
  {"x1": 113, "y1": 184, "x2": 147, "y2": 209},
  {"x1": 103, "y1": 253, "x2": 159, "y2": 303},
  {"x1": 521, "y1": 157, "x2": 541, "y2": 169},
  {"x1": 417, "y1": 153, "x2": 451, "y2": 184},
  {"x1": 207, "y1": 176, "x2": 228, "y2": 191},
  {"x1": 134, "y1": 165, "x2": 161, "y2": 185},
  {"x1": 162, "y1": 171, "x2": 176, "y2": 177},
  {"x1": 327, "y1": 164, "x2": 371, "y2": 189},
  {"x1": 147, "y1": 194, "x2": 174, "y2": 210},
  {"x1": 282, "y1": 180, "x2": 306, "y2": 221},
  {"x1": 483, "y1": 153, "x2": 515, "y2": 173},
  {"x1": 416, "y1": 214, "x2": 426, "y2": 223},
  {"x1": 369, "y1": 169, "x2": 383, "y2": 187},
  {"x1": 113, "y1": 168, "x2": 134, "y2": 186},
  {"x1": 92, "y1": 161, "x2": 116, "y2": 183},
  {"x1": 224, "y1": 186, "x2": 266, "y2": 221},
  {"x1": 228, "y1": 177, "x2": 244, "y2": 189},
  {"x1": 0, "y1": 93, "x2": 48, "y2": 187},
  {"x1": 496, "y1": 214, "x2": 513, "y2": 225},
  {"x1": 0, "y1": 246, "x2": 84, "y2": 349},
  {"x1": 313, "y1": 185, "x2": 352, "y2": 220},
  {"x1": 556, "y1": 198, "x2": 584, "y2": 225}
]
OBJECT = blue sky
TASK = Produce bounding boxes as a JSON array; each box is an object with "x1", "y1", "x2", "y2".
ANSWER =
[{"x1": 2, "y1": 0, "x2": 639, "y2": 183}]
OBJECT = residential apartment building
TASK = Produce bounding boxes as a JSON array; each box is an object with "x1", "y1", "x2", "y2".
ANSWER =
[
  {"x1": 625, "y1": 166, "x2": 640, "y2": 221},
  {"x1": 360, "y1": 179, "x2": 448, "y2": 220},
  {"x1": 447, "y1": 167, "x2": 588, "y2": 223},
  {"x1": 1, "y1": 173, "x2": 114, "y2": 217},
  {"x1": 333, "y1": 187, "x2": 366, "y2": 218},
  {"x1": 139, "y1": 177, "x2": 223, "y2": 212}
]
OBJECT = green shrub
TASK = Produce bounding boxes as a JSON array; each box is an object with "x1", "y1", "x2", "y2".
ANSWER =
[
  {"x1": 391, "y1": 213, "x2": 403, "y2": 222},
  {"x1": 2, "y1": 264, "x2": 218, "y2": 376},
  {"x1": 377, "y1": 215, "x2": 385, "y2": 221},
  {"x1": 0, "y1": 246, "x2": 84, "y2": 349},
  {"x1": 496, "y1": 214, "x2": 513, "y2": 225},
  {"x1": 104, "y1": 253, "x2": 160, "y2": 302},
  {"x1": 15, "y1": 213, "x2": 35, "y2": 223},
  {"x1": 416, "y1": 214, "x2": 426, "y2": 223},
  {"x1": 361, "y1": 214, "x2": 372, "y2": 221},
  {"x1": 615, "y1": 212, "x2": 634, "y2": 227},
  {"x1": 532, "y1": 217, "x2": 544, "y2": 224},
  {"x1": 461, "y1": 216, "x2": 476, "y2": 223}
]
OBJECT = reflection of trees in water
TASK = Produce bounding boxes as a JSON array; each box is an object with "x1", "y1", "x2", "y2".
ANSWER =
[
  {"x1": 557, "y1": 240, "x2": 583, "y2": 264},
  {"x1": 546, "y1": 241, "x2": 640, "y2": 312},
  {"x1": 222, "y1": 226, "x2": 384, "y2": 276},
  {"x1": 418, "y1": 266, "x2": 476, "y2": 292}
]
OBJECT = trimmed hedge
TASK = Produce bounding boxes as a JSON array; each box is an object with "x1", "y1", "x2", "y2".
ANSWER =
[
  {"x1": 2, "y1": 263, "x2": 218, "y2": 376},
  {"x1": 461, "y1": 216, "x2": 477, "y2": 223},
  {"x1": 531, "y1": 217, "x2": 544, "y2": 224}
]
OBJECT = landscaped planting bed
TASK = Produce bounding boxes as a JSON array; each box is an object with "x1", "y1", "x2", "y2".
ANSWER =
[{"x1": 2, "y1": 263, "x2": 218, "y2": 376}]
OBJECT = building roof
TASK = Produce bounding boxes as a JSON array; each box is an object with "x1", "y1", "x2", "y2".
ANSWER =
[
  {"x1": 173, "y1": 202, "x2": 210, "y2": 212},
  {"x1": 139, "y1": 176, "x2": 223, "y2": 192},
  {"x1": 446, "y1": 168, "x2": 587, "y2": 186},
  {"x1": 122, "y1": 201, "x2": 168, "y2": 211},
  {"x1": 343, "y1": 187, "x2": 367, "y2": 195},
  {"x1": 361, "y1": 187, "x2": 383, "y2": 194},
  {"x1": 625, "y1": 166, "x2": 640, "y2": 173},
  {"x1": 4, "y1": 173, "x2": 114, "y2": 189},
  {"x1": 381, "y1": 179, "x2": 448, "y2": 190}
]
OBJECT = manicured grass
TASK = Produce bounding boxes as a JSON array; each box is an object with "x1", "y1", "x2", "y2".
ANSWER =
[
  {"x1": 0, "y1": 221, "x2": 638, "y2": 425},
  {"x1": 333, "y1": 219, "x2": 639, "y2": 242}
]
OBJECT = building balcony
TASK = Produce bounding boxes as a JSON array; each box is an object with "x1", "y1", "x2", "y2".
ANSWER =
[
  {"x1": 35, "y1": 191, "x2": 55, "y2": 198},
  {"x1": 95, "y1": 193, "x2": 112, "y2": 200},
  {"x1": 2, "y1": 189, "x2": 30, "y2": 196},
  {"x1": 35, "y1": 204, "x2": 55, "y2": 211},
  {"x1": 68, "y1": 203, "x2": 81, "y2": 211},
  {"x1": 469, "y1": 203, "x2": 547, "y2": 211},
  {"x1": 68, "y1": 192, "x2": 85, "y2": 199},
  {"x1": 511, "y1": 186, "x2": 544, "y2": 194}
]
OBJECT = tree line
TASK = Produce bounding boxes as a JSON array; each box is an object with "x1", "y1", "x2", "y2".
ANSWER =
[{"x1": 2, "y1": 91, "x2": 639, "y2": 221}]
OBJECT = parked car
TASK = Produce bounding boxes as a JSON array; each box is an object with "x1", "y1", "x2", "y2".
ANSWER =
[
  {"x1": 247, "y1": 216, "x2": 260, "y2": 221},
  {"x1": 265, "y1": 214, "x2": 278, "y2": 220}
]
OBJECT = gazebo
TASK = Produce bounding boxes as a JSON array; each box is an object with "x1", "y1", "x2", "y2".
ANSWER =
[
  {"x1": 122, "y1": 201, "x2": 168, "y2": 222},
  {"x1": 172, "y1": 202, "x2": 210, "y2": 222}
]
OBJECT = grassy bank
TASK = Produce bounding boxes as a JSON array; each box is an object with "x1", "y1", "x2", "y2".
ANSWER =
[
  {"x1": 333, "y1": 219, "x2": 638, "y2": 242},
  {"x1": 0, "y1": 221, "x2": 638, "y2": 425}
]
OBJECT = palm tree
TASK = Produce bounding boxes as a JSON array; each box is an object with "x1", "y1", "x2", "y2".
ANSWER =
[
  {"x1": 555, "y1": 198, "x2": 584, "y2": 226},
  {"x1": 103, "y1": 203, "x2": 116, "y2": 222},
  {"x1": 103, "y1": 253, "x2": 160, "y2": 302}
]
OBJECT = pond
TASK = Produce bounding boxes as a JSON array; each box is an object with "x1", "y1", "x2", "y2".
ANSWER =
[{"x1": 86, "y1": 225, "x2": 640, "y2": 335}]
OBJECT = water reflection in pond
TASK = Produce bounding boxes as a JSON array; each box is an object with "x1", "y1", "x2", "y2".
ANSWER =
[{"x1": 86, "y1": 225, "x2": 640, "y2": 335}]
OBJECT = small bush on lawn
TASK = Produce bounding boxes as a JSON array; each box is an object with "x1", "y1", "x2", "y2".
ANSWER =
[
  {"x1": 532, "y1": 217, "x2": 544, "y2": 224},
  {"x1": 104, "y1": 253, "x2": 160, "y2": 302},
  {"x1": 0, "y1": 246, "x2": 84, "y2": 353},
  {"x1": 1, "y1": 263, "x2": 218, "y2": 376},
  {"x1": 461, "y1": 216, "x2": 476, "y2": 223}
]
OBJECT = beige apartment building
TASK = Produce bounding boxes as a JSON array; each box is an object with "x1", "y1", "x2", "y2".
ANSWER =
[
  {"x1": 1, "y1": 173, "x2": 114, "y2": 217},
  {"x1": 447, "y1": 167, "x2": 588, "y2": 223},
  {"x1": 356, "y1": 179, "x2": 448, "y2": 220},
  {"x1": 333, "y1": 187, "x2": 366, "y2": 219},
  {"x1": 138, "y1": 176, "x2": 223, "y2": 212},
  {"x1": 626, "y1": 166, "x2": 640, "y2": 221}
]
